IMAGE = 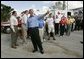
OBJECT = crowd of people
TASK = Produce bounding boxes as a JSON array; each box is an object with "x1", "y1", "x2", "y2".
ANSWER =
[{"x1": 10, "y1": 9, "x2": 83, "y2": 54}]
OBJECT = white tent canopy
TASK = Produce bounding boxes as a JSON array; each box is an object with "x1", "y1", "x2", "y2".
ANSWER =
[{"x1": 66, "y1": 1, "x2": 83, "y2": 9}]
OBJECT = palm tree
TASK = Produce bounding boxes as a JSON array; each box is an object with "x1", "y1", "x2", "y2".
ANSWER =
[{"x1": 1, "y1": 4, "x2": 14, "y2": 22}]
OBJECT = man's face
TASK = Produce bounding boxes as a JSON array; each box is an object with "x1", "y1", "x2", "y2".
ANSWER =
[
  {"x1": 26, "y1": 10, "x2": 29, "y2": 15},
  {"x1": 49, "y1": 13, "x2": 52, "y2": 17},
  {"x1": 29, "y1": 9, "x2": 34, "y2": 15},
  {"x1": 21, "y1": 13, "x2": 24, "y2": 16},
  {"x1": 14, "y1": 12, "x2": 17, "y2": 17}
]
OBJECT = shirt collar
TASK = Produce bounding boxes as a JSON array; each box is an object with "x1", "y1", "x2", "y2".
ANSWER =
[{"x1": 29, "y1": 14, "x2": 35, "y2": 18}]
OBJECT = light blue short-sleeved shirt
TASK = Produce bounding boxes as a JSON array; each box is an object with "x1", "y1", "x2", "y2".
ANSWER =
[{"x1": 27, "y1": 15, "x2": 43, "y2": 28}]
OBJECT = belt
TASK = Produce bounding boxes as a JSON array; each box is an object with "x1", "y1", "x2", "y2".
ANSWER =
[
  {"x1": 14, "y1": 25, "x2": 18, "y2": 27},
  {"x1": 22, "y1": 23, "x2": 26, "y2": 25},
  {"x1": 29, "y1": 27, "x2": 38, "y2": 29}
]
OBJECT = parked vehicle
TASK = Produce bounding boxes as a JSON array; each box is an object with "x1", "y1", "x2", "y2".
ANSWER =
[{"x1": 1, "y1": 22, "x2": 11, "y2": 34}]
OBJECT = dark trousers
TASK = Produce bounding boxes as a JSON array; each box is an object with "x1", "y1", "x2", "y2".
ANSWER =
[
  {"x1": 60, "y1": 24, "x2": 65, "y2": 36},
  {"x1": 80, "y1": 20, "x2": 83, "y2": 30},
  {"x1": 55, "y1": 23, "x2": 59, "y2": 35},
  {"x1": 29, "y1": 27, "x2": 43, "y2": 51},
  {"x1": 75, "y1": 20, "x2": 81, "y2": 30},
  {"x1": 71, "y1": 23, "x2": 73, "y2": 31},
  {"x1": 66, "y1": 24, "x2": 71, "y2": 36},
  {"x1": 27, "y1": 28, "x2": 31, "y2": 38},
  {"x1": 45, "y1": 24, "x2": 48, "y2": 36}
]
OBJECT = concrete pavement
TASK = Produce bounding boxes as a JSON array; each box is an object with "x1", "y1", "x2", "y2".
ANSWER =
[{"x1": 1, "y1": 30, "x2": 83, "y2": 58}]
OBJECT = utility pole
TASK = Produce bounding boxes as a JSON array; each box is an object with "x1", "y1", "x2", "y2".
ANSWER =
[{"x1": 63, "y1": 1, "x2": 65, "y2": 10}]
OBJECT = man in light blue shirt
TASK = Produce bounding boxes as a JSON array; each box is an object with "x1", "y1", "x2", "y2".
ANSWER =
[
  {"x1": 27, "y1": 15, "x2": 39, "y2": 28},
  {"x1": 27, "y1": 14, "x2": 47, "y2": 28},
  {"x1": 27, "y1": 9, "x2": 49, "y2": 54}
]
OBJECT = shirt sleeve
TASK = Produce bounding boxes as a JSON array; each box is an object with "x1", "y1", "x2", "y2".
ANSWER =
[
  {"x1": 46, "y1": 18, "x2": 49, "y2": 23},
  {"x1": 22, "y1": 15, "x2": 27, "y2": 24},
  {"x1": 26, "y1": 17, "x2": 29, "y2": 28},
  {"x1": 37, "y1": 14, "x2": 45, "y2": 20},
  {"x1": 10, "y1": 17, "x2": 15, "y2": 32}
]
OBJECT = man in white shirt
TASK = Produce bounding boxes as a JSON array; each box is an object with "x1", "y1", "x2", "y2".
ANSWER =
[
  {"x1": 46, "y1": 13, "x2": 56, "y2": 40},
  {"x1": 38, "y1": 18, "x2": 45, "y2": 43},
  {"x1": 10, "y1": 11, "x2": 18, "y2": 49},
  {"x1": 21, "y1": 10, "x2": 28, "y2": 44},
  {"x1": 54, "y1": 15, "x2": 61, "y2": 35}
]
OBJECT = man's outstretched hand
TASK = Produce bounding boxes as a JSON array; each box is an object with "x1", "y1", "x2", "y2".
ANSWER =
[{"x1": 40, "y1": 10, "x2": 50, "y2": 19}]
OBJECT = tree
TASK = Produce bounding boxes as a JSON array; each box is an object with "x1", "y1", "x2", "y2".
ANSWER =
[
  {"x1": 55, "y1": 1, "x2": 63, "y2": 10},
  {"x1": 50, "y1": 1, "x2": 66, "y2": 10},
  {"x1": 1, "y1": 4, "x2": 14, "y2": 22}
]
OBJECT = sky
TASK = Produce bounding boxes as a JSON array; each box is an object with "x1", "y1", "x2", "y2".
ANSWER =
[
  {"x1": 1, "y1": 1, "x2": 51, "y2": 15},
  {"x1": 1, "y1": 1, "x2": 83, "y2": 16}
]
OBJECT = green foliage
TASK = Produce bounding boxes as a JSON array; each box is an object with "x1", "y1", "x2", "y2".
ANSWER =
[{"x1": 1, "y1": 4, "x2": 14, "y2": 22}]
